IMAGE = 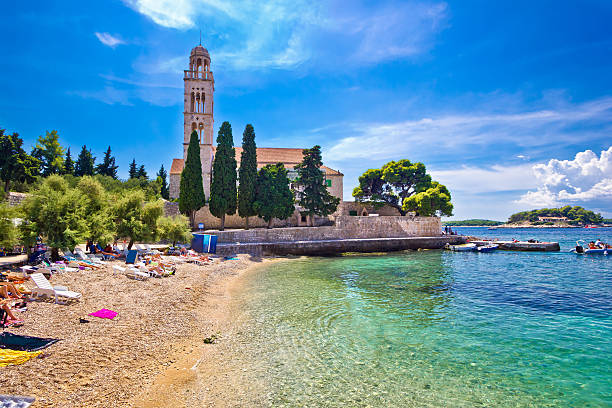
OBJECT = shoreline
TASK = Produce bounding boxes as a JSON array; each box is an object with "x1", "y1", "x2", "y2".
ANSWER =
[{"x1": 2, "y1": 254, "x2": 282, "y2": 407}]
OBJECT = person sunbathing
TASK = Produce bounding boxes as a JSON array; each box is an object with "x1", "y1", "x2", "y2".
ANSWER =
[
  {"x1": 1, "y1": 300, "x2": 20, "y2": 322},
  {"x1": 0, "y1": 282, "x2": 24, "y2": 299}
]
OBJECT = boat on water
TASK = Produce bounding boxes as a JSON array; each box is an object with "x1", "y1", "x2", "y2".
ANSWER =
[
  {"x1": 446, "y1": 243, "x2": 477, "y2": 252},
  {"x1": 584, "y1": 225, "x2": 599, "y2": 229},
  {"x1": 477, "y1": 244, "x2": 499, "y2": 253},
  {"x1": 573, "y1": 240, "x2": 610, "y2": 255}
]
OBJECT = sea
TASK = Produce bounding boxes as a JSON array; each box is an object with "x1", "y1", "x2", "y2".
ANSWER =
[{"x1": 224, "y1": 227, "x2": 612, "y2": 407}]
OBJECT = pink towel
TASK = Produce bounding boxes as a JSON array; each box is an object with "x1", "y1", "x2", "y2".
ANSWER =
[{"x1": 89, "y1": 309, "x2": 118, "y2": 319}]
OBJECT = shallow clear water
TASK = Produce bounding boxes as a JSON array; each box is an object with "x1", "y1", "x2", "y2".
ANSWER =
[{"x1": 227, "y1": 228, "x2": 612, "y2": 407}]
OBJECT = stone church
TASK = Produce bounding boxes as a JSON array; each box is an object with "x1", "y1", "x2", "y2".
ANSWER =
[{"x1": 168, "y1": 43, "x2": 344, "y2": 204}]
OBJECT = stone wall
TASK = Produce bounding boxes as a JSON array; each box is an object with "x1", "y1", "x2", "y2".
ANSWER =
[
  {"x1": 6, "y1": 192, "x2": 28, "y2": 207},
  {"x1": 336, "y1": 201, "x2": 401, "y2": 216},
  {"x1": 211, "y1": 215, "x2": 441, "y2": 243}
]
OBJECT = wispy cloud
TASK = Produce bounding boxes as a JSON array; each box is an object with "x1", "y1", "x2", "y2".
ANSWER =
[
  {"x1": 95, "y1": 32, "x2": 125, "y2": 48},
  {"x1": 69, "y1": 86, "x2": 133, "y2": 105}
]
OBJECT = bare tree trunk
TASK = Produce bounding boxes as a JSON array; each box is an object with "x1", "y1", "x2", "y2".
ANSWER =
[
  {"x1": 267, "y1": 218, "x2": 273, "y2": 229},
  {"x1": 4, "y1": 180, "x2": 9, "y2": 193},
  {"x1": 189, "y1": 211, "x2": 196, "y2": 229},
  {"x1": 245, "y1": 216, "x2": 249, "y2": 230},
  {"x1": 220, "y1": 214, "x2": 225, "y2": 231},
  {"x1": 127, "y1": 239, "x2": 134, "y2": 250},
  {"x1": 51, "y1": 247, "x2": 60, "y2": 262}
]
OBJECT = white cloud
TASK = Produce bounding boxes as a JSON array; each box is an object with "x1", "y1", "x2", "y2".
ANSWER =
[
  {"x1": 518, "y1": 147, "x2": 612, "y2": 210},
  {"x1": 95, "y1": 32, "x2": 125, "y2": 48},
  {"x1": 69, "y1": 86, "x2": 133, "y2": 106}
]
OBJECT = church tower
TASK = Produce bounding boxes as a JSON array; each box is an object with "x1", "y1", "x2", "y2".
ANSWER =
[{"x1": 183, "y1": 43, "x2": 214, "y2": 197}]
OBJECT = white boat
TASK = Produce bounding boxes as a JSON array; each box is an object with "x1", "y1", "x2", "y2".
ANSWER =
[
  {"x1": 446, "y1": 243, "x2": 477, "y2": 252},
  {"x1": 573, "y1": 240, "x2": 610, "y2": 255}
]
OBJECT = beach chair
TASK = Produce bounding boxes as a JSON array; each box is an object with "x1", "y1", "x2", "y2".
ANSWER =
[
  {"x1": 144, "y1": 244, "x2": 160, "y2": 255},
  {"x1": 29, "y1": 273, "x2": 81, "y2": 304},
  {"x1": 113, "y1": 265, "x2": 149, "y2": 280}
]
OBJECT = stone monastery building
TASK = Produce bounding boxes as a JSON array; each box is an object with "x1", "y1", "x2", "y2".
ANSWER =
[{"x1": 169, "y1": 43, "x2": 343, "y2": 201}]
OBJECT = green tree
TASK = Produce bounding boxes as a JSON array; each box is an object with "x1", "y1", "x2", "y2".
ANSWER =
[
  {"x1": 352, "y1": 160, "x2": 434, "y2": 215},
  {"x1": 0, "y1": 129, "x2": 40, "y2": 192},
  {"x1": 179, "y1": 131, "x2": 206, "y2": 227},
  {"x1": 402, "y1": 181, "x2": 453, "y2": 217},
  {"x1": 129, "y1": 159, "x2": 138, "y2": 179},
  {"x1": 77, "y1": 176, "x2": 115, "y2": 245},
  {"x1": 20, "y1": 175, "x2": 88, "y2": 260},
  {"x1": 157, "y1": 215, "x2": 192, "y2": 246},
  {"x1": 157, "y1": 164, "x2": 169, "y2": 200},
  {"x1": 253, "y1": 163, "x2": 295, "y2": 228},
  {"x1": 95, "y1": 146, "x2": 118, "y2": 179},
  {"x1": 0, "y1": 202, "x2": 18, "y2": 250},
  {"x1": 32, "y1": 130, "x2": 65, "y2": 176},
  {"x1": 74, "y1": 145, "x2": 95, "y2": 177},
  {"x1": 237, "y1": 124, "x2": 258, "y2": 229},
  {"x1": 294, "y1": 145, "x2": 340, "y2": 225},
  {"x1": 209, "y1": 121, "x2": 237, "y2": 231},
  {"x1": 137, "y1": 165, "x2": 148, "y2": 179},
  {"x1": 63, "y1": 147, "x2": 74, "y2": 175},
  {"x1": 112, "y1": 190, "x2": 163, "y2": 249}
]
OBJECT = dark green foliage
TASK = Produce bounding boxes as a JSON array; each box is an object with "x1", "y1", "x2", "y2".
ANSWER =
[
  {"x1": 209, "y1": 121, "x2": 237, "y2": 230},
  {"x1": 157, "y1": 164, "x2": 169, "y2": 200},
  {"x1": 442, "y1": 219, "x2": 504, "y2": 226},
  {"x1": 179, "y1": 131, "x2": 206, "y2": 227},
  {"x1": 0, "y1": 129, "x2": 40, "y2": 193},
  {"x1": 402, "y1": 181, "x2": 453, "y2": 217},
  {"x1": 129, "y1": 159, "x2": 138, "y2": 179},
  {"x1": 237, "y1": 124, "x2": 258, "y2": 228},
  {"x1": 95, "y1": 146, "x2": 118, "y2": 179},
  {"x1": 508, "y1": 206, "x2": 603, "y2": 225},
  {"x1": 253, "y1": 163, "x2": 295, "y2": 228},
  {"x1": 294, "y1": 145, "x2": 340, "y2": 223},
  {"x1": 112, "y1": 190, "x2": 164, "y2": 249},
  {"x1": 353, "y1": 159, "x2": 438, "y2": 216},
  {"x1": 137, "y1": 165, "x2": 148, "y2": 180},
  {"x1": 63, "y1": 147, "x2": 74, "y2": 175},
  {"x1": 32, "y1": 130, "x2": 65, "y2": 176},
  {"x1": 0, "y1": 202, "x2": 18, "y2": 249},
  {"x1": 74, "y1": 145, "x2": 95, "y2": 177}
]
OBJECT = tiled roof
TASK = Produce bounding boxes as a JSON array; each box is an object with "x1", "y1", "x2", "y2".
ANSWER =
[{"x1": 170, "y1": 147, "x2": 343, "y2": 176}]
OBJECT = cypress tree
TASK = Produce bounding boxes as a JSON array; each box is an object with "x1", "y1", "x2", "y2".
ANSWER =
[
  {"x1": 137, "y1": 165, "x2": 148, "y2": 179},
  {"x1": 96, "y1": 146, "x2": 118, "y2": 179},
  {"x1": 253, "y1": 163, "x2": 295, "y2": 228},
  {"x1": 157, "y1": 164, "x2": 169, "y2": 200},
  {"x1": 294, "y1": 145, "x2": 340, "y2": 225},
  {"x1": 63, "y1": 147, "x2": 74, "y2": 175},
  {"x1": 129, "y1": 159, "x2": 138, "y2": 179},
  {"x1": 179, "y1": 131, "x2": 205, "y2": 227},
  {"x1": 237, "y1": 124, "x2": 258, "y2": 229},
  {"x1": 209, "y1": 121, "x2": 237, "y2": 231},
  {"x1": 74, "y1": 145, "x2": 95, "y2": 176}
]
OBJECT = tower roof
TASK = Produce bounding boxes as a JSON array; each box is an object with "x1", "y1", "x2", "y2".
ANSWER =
[{"x1": 190, "y1": 45, "x2": 210, "y2": 59}]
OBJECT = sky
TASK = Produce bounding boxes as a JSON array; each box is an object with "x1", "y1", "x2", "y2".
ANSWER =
[{"x1": 1, "y1": 0, "x2": 611, "y2": 220}]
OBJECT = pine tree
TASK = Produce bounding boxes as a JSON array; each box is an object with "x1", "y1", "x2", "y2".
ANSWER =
[
  {"x1": 209, "y1": 121, "x2": 237, "y2": 231},
  {"x1": 157, "y1": 164, "x2": 169, "y2": 200},
  {"x1": 129, "y1": 159, "x2": 138, "y2": 179},
  {"x1": 179, "y1": 131, "x2": 206, "y2": 227},
  {"x1": 137, "y1": 165, "x2": 148, "y2": 179},
  {"x1": 32, "y1": 130, "x2": 65, "y2": 176},
  {"x1": 294, "y1": 145, "x2": 340, "y2": 225},
  {"x1": 253, "y1": 163, "x2": 295, "y2": 229},
  {"x1": 95, "y1": 146, "x2": 118, "y2": 179},
  {"x1": 0, "y1": 129, "x2": 39, "y2": 192},
  {"x1": 74, "y1": 145, "x2": 95, "y2": 177},
  {"x1": 63, "y1": 147, "x2": 74, "y2": 175},
  {"x1": 237, "y1": 124, "x2": 258, "y2": 229}
]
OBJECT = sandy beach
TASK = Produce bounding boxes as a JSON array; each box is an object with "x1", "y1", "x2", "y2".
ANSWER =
[{"x1": 1, "y1": 255, "x2": 279, "y2": 407}]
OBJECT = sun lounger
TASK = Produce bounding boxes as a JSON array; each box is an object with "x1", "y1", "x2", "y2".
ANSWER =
[
  {"x1": 29, "y1": 273, "x2": 81, "y2": 304},
  {"x1": 113, "y1": 265, "x2": 149, "y2": 280}
]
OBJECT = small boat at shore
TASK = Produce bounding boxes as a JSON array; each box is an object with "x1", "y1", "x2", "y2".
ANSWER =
[
  {"x1": 477, "y1": 244, "x2": 499, "y2": 253},
  {"x1": 573, "y1": 240, "x2": 610, "y2": 255},
  {"x1": 446, "y1": 243, "x2": 477, "y2": 252}
]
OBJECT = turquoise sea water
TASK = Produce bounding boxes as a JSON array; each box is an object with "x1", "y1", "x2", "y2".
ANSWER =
[{"x1": 227, "y1": 228, "x2": 612, "y2": 407}]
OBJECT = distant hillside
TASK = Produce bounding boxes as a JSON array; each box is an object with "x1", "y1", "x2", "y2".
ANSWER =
[
  {"x1": 508, "y1": 206, "x2": 603, "y2": 225},
  {"x1": 443, "y1": 219, "x2": 504, "y2": 226}
]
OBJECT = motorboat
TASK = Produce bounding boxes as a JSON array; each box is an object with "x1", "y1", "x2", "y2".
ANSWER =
[
  {"x1": 477, "y1": 243, "x2": 499, "y2": 253},
  {"x1": 446, "y1": 243, "x2": 477, "y2": 252},
  {"x1": 573, "y1": 240, "x2": 610, "y2": 255}
]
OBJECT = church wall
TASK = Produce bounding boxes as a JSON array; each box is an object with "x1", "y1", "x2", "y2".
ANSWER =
[
  {"x1": 327, "y1": 174, "x2": 343, "y2": 201},
  {"x1": 169, "y1": 174, "x2": 181, "y2": 199}
]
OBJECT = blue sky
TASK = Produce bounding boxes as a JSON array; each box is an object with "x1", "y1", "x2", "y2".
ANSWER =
[{"x1": 1, "y1": 0, "x2": 611, "y2": 220}]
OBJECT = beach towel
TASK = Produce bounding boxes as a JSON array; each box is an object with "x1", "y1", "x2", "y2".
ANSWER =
[
  {"x1": 0, "y1": 394, "x2": 35, "y2": 408},
  {"x1": 0, "y1": 332, "x2": 59, "y2": 352},
  {"x1": 0, "y1": 349, "x2": 42, "y2": 367},
  {"x1": 89, "y1": 309, "x2": 118, "y2": 320}
]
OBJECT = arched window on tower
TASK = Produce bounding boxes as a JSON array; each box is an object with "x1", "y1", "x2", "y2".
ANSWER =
[
  {"x1": 190, "y1": 92, "x2": 195, "y2": 112},
  {"x1": 196, "y1": 58, "x2": 202, "y2": 78},
  {"x1": 201, "y1": 93, "x2": 205, "y2": 113}
]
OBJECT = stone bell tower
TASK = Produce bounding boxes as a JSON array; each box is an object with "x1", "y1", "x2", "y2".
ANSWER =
[{"x1": 183, "y1": 43, "x2": 215, "y2": 197}]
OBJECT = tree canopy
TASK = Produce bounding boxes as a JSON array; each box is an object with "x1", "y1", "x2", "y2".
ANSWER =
[
  {"x1": 63, "y1": 147, "x2": 74, "y2": 175},
  {"x1": 129, "y1": 159, "x2": 138, "y2": 179},
  {"x1": 179, "y1": 131, "x2": 206, "y2": 227},
  {"x1": 113, "y1": 190, "x2": 164, "y2": 249},
  {"x1": 353, "y1": 160, "x2": 442, "y2": 216},
  {"x1": 254, "y1": 163, "x2": 295, "y2": 228},
  {"x1": 209, "y1": 121, "x2": 237, "y2": 231},
  {"x1": 95, "y1": 146, "x2": 118, "y2": 179},
  {"x1": 157, "y1": 215, "x2": 192, "y2": 246},
  {"x1": 32, "y1": 130, "x2": 65, "y2": 176},
  {"x1": 0, "y1": 129, "x2": 39, "y2": 193},
  {"x1": 237, "y1": 124, "x2": 258, "y2": 229},
  {"x1": 0, "y1": 202, "x2": 18, "y2": 250},
  {"x1": 508, "y1": 206, "x2": 603, "y2": 225},
  {"x1": 137, "y1": 165, "x2": 148, "y2": 180},
  {"x1": 402, "y1": 181, "x2": 453, "y2": 217},
  {"x1": 294, "y1": 145, "x2": 340, "y2": 223},
  {"x1": 74, "y1": 145, "x2": 95, "y2": 177},
  {"x1": 157, "y1": 164, "x2": 169, "y2": 200}
]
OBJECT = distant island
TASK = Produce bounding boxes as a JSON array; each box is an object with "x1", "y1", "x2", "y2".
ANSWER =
[
  {"x1": 443, "y1": 219, "x2": 504, "y2": 226},
  {"x1": 507, "y1": 206, "x2": 603, "y2": 226}
]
